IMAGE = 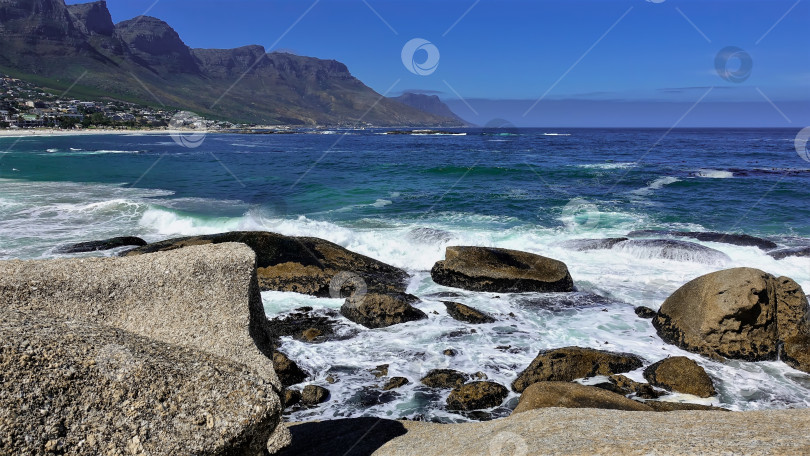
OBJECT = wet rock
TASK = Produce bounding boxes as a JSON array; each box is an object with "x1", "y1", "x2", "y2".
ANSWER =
[
  {"x1": 443, "y1": 301, "x2": 496, "y2": 324},
  {"x1": 472, "y1": 372, "x2": 488, "y2": 380},
  {"x1": 407, "y1": 227, "x2": 453, "y2": 243},
  {"x1": 301, "y1": 385, "x2": 330, "y2": 406},
  {"x1": 782, "y1": 335, "x2": 810, "y2": 374},
  {"x1": 613, "y1": 239, "x2": 730, "y2": 265},
  {"x1": 283, "y1": 389, "x2": 302, "y2": 408},
  {"x1": 424, "y1": 291, "x2": 465, "y2": 299},
  {"x1": 266, "y1": 307, "x2": 356, "y2": 344},
  {"x1": 643, "y1": 401, "x2": 728, "y2": 412},
  {"x1": 608, "y1": 374, "x2": 661, "y2": 399},
  {"x1": 627, "y1": 230, "x2": 778, "y2": 251},
  {"x1": 124, "y1": 231, "x2": 410, "y2": 296},
  {"x1": 769, "y1": 247, "x2": 810, "y2": 260},
  {"x1": 346, "y1": 388, "x2": 399, "y2": 408},
  {"x1": 341, "y1": 292, "x2": 427, "y2": 329},
  {"x1": 431, "y1": 246, "x2": 574, "y2": 293},
  {"x1": 55, "y1": 236, "x2": 147, "y2": 253},
  {"x1": 383, "y1": 377, "x2": 410, "y2": 391},
  {"x1": 635, "y1": 306, "x2": 657, "y2": 319},
  {"x1": 512, "y1": 347, "x2": 644, "y2": 392},
  {"x1": 560, "y1": 237, "x2": 629, "y2": 251},
  {"x1": 652, "y1": 268, "x2": 809, "y2": 362},
  {"x1": 443, "y1": 348, "x2": 458, "y2": 356},
  {"x1": 0, "y1": 308, "x2": 285, "y2": 455},
  {"x1": 273, "y1": 351, "x2": 308, "y2": 387},
  {"x1": 516, "y1": 292, "x2": 615, "y2": 310},
  {"x1": 513, "y1": 382, "x2": 653, "y2": 414},
  {"x1": 643, "y1": 357, "x2": 716, "y2": 398},
  {"x1": 370, "y1": 364, "x2": 389, "y2": 378},
  {"x1": 421, "y1": 369, "x2": 469, "y2": 389},
  {"x1": 446, "y1": 382, "x2": 509, "y2": 411}
]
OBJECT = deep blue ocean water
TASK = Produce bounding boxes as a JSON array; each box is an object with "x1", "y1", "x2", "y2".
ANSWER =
[{"x1": 1, "y1": 128, "x2": 809, "y2": 422}]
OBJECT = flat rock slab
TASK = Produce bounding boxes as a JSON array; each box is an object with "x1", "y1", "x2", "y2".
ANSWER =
[
  {"x1": 364, "y1": 408, "x2": 810, "y2": 455},
  {"x1": 0, "y1": 309, "x2": 283, "y2": 455},
  {"x1": 627, "y1": 230, "x2": 778, "y2": 251},
  {"x1": 123, "y1": 231, "x2": 410, "y2": 296},
  {"x1": 431, "y1": 246, "x2": 574, "y2": 293},
  {"x1": 55, "y1": 236, "x2": 147, "y2": 253},
  {"x1": 512, "y1": 382, "x2": 653, "y2": 413},
  {"x1": 0, "y1": 243, "x2": 282, "y2": 391}
]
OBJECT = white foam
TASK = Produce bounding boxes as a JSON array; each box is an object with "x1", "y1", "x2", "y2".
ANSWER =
[
  {"x1": 695, "y1": 169, "x2": 734, "y2": 179},
  {"x1": 632, "y1": 176, "x2": 681, "y2": 195},
  {"x1": 578, "y1": 162, "x2": 637, "y2": 170}
]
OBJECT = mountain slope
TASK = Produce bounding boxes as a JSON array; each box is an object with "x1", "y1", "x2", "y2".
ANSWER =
[
  {"x1": 0, "y1": 0, "x2": 461, "y2": 126},
  {"x1": 391, "y1": 93, "x2": 469, "y2": 126}
]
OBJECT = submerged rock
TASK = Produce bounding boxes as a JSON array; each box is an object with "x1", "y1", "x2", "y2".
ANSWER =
[
  {"x1": 635, "y1": 306, "x2": 657, "y2": 319},
  {"x1": 421, "y1": 369, "x2": 469, "y2": 389},
  {"x1": 340, "y1": 292, "x2": 427, "y2": 329},
  {"x1": 0, "y1": 308, "x2": 285, "y2": 455},
  {"x1": 383, "y1": 377, "x2": 410, "y2": 391},
  {"x1": 443, "y1": 301, "x2": 496, "y2": 324},
  {"x1": 643, "y1": 357, "x2": 716, "y2": 398},
  {"x1": 516, "y1": 292, "x2": 615, "y2": 310},
  {"x1": 301, "y1": 385, "x2": 330, "y2": 406},
  {"x1": 512, "y1": 382, "x2": 653, "y2": 414},
  {"x1": 266, "y1": 307, "x2": 356, "y2": 344},
  {"x1": 431, "y1": 246, "x2": 574, "y2": 293},
  {"x1": 273, "y1": 351, "x2": 308, "y2": 387},
  {"x1": 627, "y1": 230, "x2": 777, "y2": 251},
  {"x1": 446, "y1": 382, "x2": 509, "y2": 411},
  {"x1": 652, "y1": 268, "x2": 809, "y2": 362},
  {"x1": 512, "y1": 347, "x2": 644, "y2": 393},
  {"x1": 613, "y1": 239, "x2": 730, "y2": 265},
  {"x1": 124, "y1": 231, "x2": 410, "y2": 296},
  {"x1": 55, "y1": 236, "x2": 147, "y2": 253},
  {"x1": 769, "y1": 247, "x2": 810, "y2": 260},
  {"x1": 560, "y1": 237, "x2": 629, "y2": 251},
  {"x1": 608, "y1": 374, "x2": 661, "y2": 399}
]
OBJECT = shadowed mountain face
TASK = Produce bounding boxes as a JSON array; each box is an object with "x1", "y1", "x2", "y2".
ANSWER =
[
  {"x1": 0, "y1": 0, "x2": 462, "y2": 126},
  {"x1": 392, "y1": 93, "x2": 470, "y2": 126}
]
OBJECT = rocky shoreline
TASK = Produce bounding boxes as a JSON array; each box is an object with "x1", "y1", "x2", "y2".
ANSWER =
[{"x1": 2, "y1": 230, "x2": 810, "y2": 454}]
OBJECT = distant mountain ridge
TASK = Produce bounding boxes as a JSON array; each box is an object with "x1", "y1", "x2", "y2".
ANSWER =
[
  {"x1": 0, "y1": 0, "x2": 463, "y2": 126},
  {"x1": 391, "y1": 93, "x2": 470, "y2": 126}
]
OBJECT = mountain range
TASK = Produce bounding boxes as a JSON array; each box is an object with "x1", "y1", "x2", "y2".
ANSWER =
[{"x1": 0, "y1": 0, "x2": 463, "y2": 126}]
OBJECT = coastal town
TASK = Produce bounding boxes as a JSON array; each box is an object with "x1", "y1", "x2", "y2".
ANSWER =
[{"x1": 0, "y1": 74, "x2": 236, "y2": 130}]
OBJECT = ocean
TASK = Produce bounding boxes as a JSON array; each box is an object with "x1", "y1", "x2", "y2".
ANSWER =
[{"x1": 1, "y1": 128, "x2": 809, "y2": 422}]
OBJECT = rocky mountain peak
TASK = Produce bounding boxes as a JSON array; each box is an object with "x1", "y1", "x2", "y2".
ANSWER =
[{"x1": 66, "y1": 0, "x2": 114, "y2": 36}]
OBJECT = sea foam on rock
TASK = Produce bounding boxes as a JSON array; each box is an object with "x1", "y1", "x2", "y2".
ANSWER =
[
  {"x1": 124, "y1": 231, "x2": 410, "y2": 296},
  {"x1": 652, "y1": 267, "x2": 810, "y2": 364},
  {"x1": 431, "y1": 246, "x2": 574, "y2": 293}
]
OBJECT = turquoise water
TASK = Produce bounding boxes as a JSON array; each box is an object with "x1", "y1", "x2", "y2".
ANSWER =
[{"x1": 1, "y1": 128, "x2": 809, "y2": 421}]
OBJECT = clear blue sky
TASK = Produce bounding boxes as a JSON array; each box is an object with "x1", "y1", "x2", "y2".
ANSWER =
[{"x1": 68, "y1": 0, "x2": 810, "y2": 126}]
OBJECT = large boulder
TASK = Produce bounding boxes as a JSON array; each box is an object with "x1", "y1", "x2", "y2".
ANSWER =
[
  {"x1": 421, "y1": 369, "x2": 469, "y2": 389},
  {"x1": 769, "y1": 247, "x2": 810, "y2": 260},
  {"x1": 0, "y1": 309, "x2": 284, "y2": 455},
  {"x1": 273, "y1": 351, "x2": 308, "y2": 387},
  {"x1": 340, "y1": 292, "x2": 427, "y2": 328},
  {"x1": 643, "y1": 357, "x2": 716, "y2": 398},
  {"x1": 443, "y1": 301, "x2": 496, "y2": 324},
  {"x1": 512, "y1": 382, "x2": 653, "y2": 414},
  {"x1": 0, "y1": 243, "x2": 283, "y2": 390},
  {"x1": 123, "y1": 231, "x2": 410, "y2": 296},
  {"x1": 652, "y1": 268, "x2": 810, "y2": 362},
  {"x1": 431, "y1": 246, "x2": 574, "y2": 293},
  {"x1": 511, "y1": 347, "x2": 644, "y2": 392},
  {"x1": 446, "y1": 382, "x2": 509, "y2": 411}
]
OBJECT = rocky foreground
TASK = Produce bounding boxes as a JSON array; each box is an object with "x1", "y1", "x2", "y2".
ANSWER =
[{"x1": 2, "y1": 231, "x2": 810, "y2": 454}]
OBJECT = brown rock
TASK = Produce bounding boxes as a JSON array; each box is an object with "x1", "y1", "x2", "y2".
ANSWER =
[
  {"x1": 442, "y1": 301, "x2": 496, "y2": 324},
  {"x1": 782, "y1": 334, "x2": 810, "y2": 373},
  {"x1": 635, "y1": 306, "x2": 657, "y2": 319},
  {"x1": 430, "y1": 246, "x2": 574, "y2": 293},
  {"x1": 273, "y1": 351, "x2": 308, "y2": 387},
  {"x1": 652, "y1": 268, "x2": 809, "y2": 362},
  {"x1": 421, "y1": 369, "x2": 469, "y2": 389},
  {"x1": 511, "y1": 347, "x2": 644, "y2": 392},
  {"x1": 608, "y1": 374, "x2": 661, "y2": 399},
  {"x1": 371, "y1": 364, "x2": 389, "y2": 378},
  {"x1": 643, "y1": 357, "x2": 716, "y2": 398},
  {"x1": 123, "y1": 231, "x2": 410, "y2": 296},
  {"x1": 446, "y1": 382, "x2": 509, "y2": 411},
  {"x1": 513, "y1": 382, "x2": 653, "y2": 414},
  {"x1": 643, "y1": 401, "x2": 728, "y2": 412},
  {"x1": 301, "y1": 385, "x2": 330, "y2": 405},
  {"x1": 302, "y1": 327, "x2": 323, "y2": 342},
  {"x1": 341, "y1": 292, "x2": 427, "y2": 329},
  {"x1": 283, "y1": 389, "x2": 301, "y2": 408},
  {"x1": 383, "y1": 377, "x2": 410, "y2": 391}
]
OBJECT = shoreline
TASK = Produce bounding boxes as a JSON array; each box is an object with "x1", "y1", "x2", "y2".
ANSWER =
[{"x1": 0, "y1": 128, "x2": 195, "y2": 138}]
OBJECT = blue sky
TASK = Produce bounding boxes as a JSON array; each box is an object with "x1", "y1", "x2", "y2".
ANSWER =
[{"x1": 68, "y1": 0, "x2": 809, "y2": 126}]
